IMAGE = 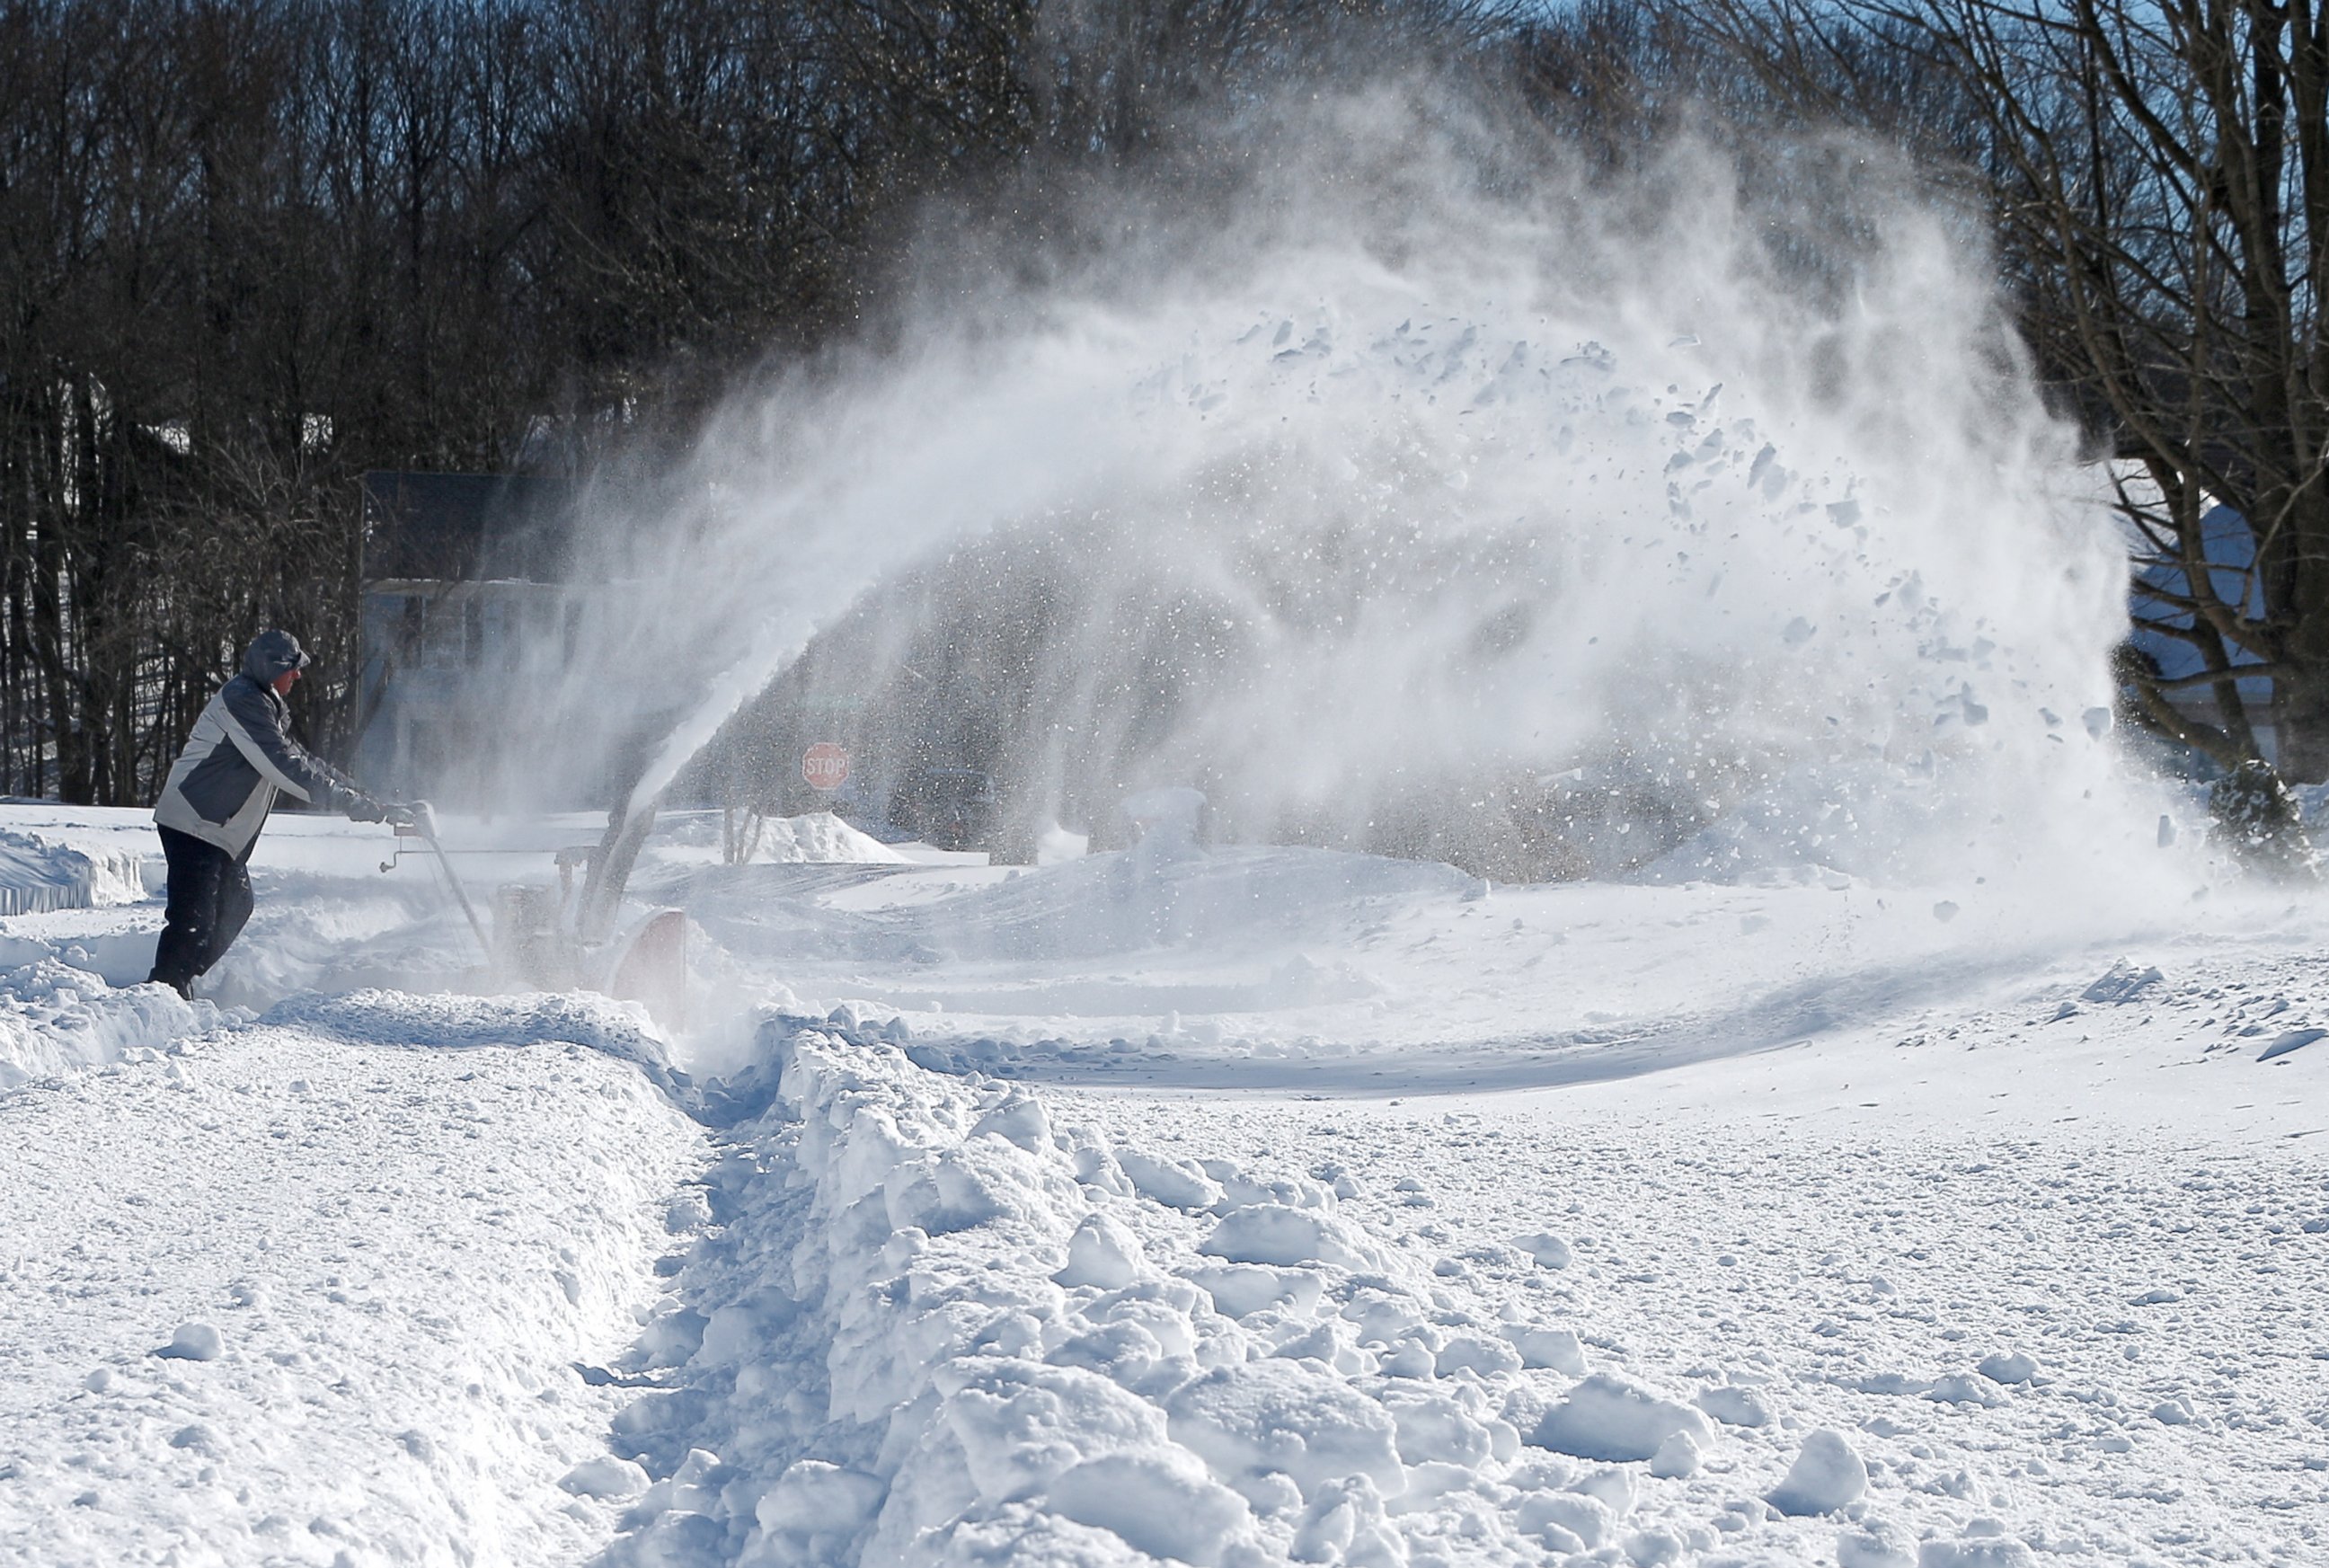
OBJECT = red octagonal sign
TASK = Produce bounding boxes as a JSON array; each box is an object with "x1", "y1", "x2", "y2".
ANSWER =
[{"x1": 801, "y1": 741, "x2": 851, "y2": 792}]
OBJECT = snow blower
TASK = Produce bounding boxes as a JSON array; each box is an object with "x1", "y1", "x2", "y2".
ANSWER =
[{"x1": 384, "y1": 803, "x2": 689, "y2": 1028}]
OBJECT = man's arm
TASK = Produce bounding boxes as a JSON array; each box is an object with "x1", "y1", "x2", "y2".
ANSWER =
[{"x1": 216, "y1": 680, "x2": 359, "y2": 807}]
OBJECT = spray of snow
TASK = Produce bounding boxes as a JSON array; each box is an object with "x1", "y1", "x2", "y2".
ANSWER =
[{"x1": 523, "y1": 91, "x2": 2174, "y2": 901}]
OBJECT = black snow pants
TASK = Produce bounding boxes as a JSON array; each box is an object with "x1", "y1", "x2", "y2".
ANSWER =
[{"x1": 148, "y1": 825, "x2": 256, "y2": 998}]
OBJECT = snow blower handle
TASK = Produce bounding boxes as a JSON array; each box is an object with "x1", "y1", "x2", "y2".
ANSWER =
[{"x1": 399, "y1": 800, "x2": 491, "y2": 957}]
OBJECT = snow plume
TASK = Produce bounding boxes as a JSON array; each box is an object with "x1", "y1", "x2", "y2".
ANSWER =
[{"x1": 527, "y1": 83, "x2": 2174, "y2": 895}]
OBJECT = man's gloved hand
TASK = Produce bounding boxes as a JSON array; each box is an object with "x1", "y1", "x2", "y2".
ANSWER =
[
  {"x1": 382, "y1": 801, "x2": 419, "y2": 828},
  {"x1": 340, "y1": 789, "x2": 388, "y2": 824}
]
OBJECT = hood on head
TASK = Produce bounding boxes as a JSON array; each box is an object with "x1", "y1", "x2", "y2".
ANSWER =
[{"x1": 242, "y1": 629, "x2": 310, "y2": 683}]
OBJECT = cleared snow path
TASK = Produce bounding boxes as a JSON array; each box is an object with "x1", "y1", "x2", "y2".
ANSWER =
[{"x1": 0, "y1": 995, "x2": 704, "y2": 1567}]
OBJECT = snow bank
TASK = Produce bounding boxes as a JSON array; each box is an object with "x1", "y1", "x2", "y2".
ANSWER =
[
  {"x1": 0, "y1": 826, "x2": 151, "y2": 915},
  {"x1": 0, "y1": 1014, "x2": 704, "y2": 1566},
  {"x1": 263, "y1": 987, "x2": 686, "y2": 1094},
  {"x1": 742, "y1": 812, "x2": 908, "y2": 865},
  {"x1": 598, "y1": 1025, "x2": 1678, "y2": 1565},
  {"x1": 0, "y1": 961, "x2": 209, "y2": 1089},
  {"x1": 635, "y1": 809, "x2": 908, "y2": 868},
  {"x1": 703, "y1": 806, "x2": 913, "y2": 866}
]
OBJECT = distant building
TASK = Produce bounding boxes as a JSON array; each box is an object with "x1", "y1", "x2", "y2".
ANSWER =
[
  {"x1": 354, "y1": 472, "x2": 589, "y2": 805},
  {"x1": 2108, "y1": 457, "x2": 2278, "y2": 766},
  {"x1": 359, "y1": 470, "x2": 571, "y2": 581},
  {"x1": 354, "y1": 577, "x2": 589, "y2": 803}
]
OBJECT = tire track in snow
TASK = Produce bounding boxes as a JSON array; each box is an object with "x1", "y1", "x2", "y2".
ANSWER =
[{"x1": 872, "y1": 939, "x2": 2211, "y2": 1097}]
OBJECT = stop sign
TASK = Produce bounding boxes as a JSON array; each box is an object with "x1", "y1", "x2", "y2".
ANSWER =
[{"x1": 801, "y1": 741, "x2": 850, "y2": 792}]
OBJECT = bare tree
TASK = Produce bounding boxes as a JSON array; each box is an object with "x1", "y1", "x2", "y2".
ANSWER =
[
  {"x1": 1696, "y1": 0, "x2": 2329, "y2": 781},
  {"x1": 0, "y1": 0, "x2": 1515, "y2": 803}
]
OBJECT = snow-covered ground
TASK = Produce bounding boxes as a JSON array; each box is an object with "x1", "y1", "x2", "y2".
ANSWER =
[{"x1": 2, "y1": 803, "x2": 2325, "y2": 1566}]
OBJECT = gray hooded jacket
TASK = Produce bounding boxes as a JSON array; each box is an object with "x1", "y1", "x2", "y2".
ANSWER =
[{"x1": 155, "y1": 672, "x2": 359, "y2": 858}]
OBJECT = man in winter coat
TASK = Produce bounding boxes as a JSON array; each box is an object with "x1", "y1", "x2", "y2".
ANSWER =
[{"x1": 148, "y1": 629, "x2": 398, "y2": 997}]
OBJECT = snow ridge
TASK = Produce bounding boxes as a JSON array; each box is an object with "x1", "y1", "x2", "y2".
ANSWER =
[
  {"x1": 600, "y1": 1023, "x2": 1727, "y2": 1565},
  {"x1": 0, "y1": 827, "x2": 150, "y2": 917},
  {"x1": 0, "y1": 960, "x2": 211, "y2": 1089}
]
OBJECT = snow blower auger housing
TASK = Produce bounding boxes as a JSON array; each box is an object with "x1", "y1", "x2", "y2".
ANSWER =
[{"x1": 385, "y1": 805, "x2": 687, "y2": 1028}]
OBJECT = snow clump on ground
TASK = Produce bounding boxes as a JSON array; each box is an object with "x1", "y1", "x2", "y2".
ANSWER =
[{"x1": 0, "y1": 961, "x2": 210, "y2": 1088}]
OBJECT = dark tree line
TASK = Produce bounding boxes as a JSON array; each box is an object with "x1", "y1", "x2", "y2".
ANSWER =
[
  {"x1": 1893, "y1": 0, "x2": 2329, "y2": 785},
  {"x1": 7, "y1": 0, "x2": 2328, "y2": 805},
  {"x1": 1, "y1": 0, "x2": 1483, "y2": 803}
]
